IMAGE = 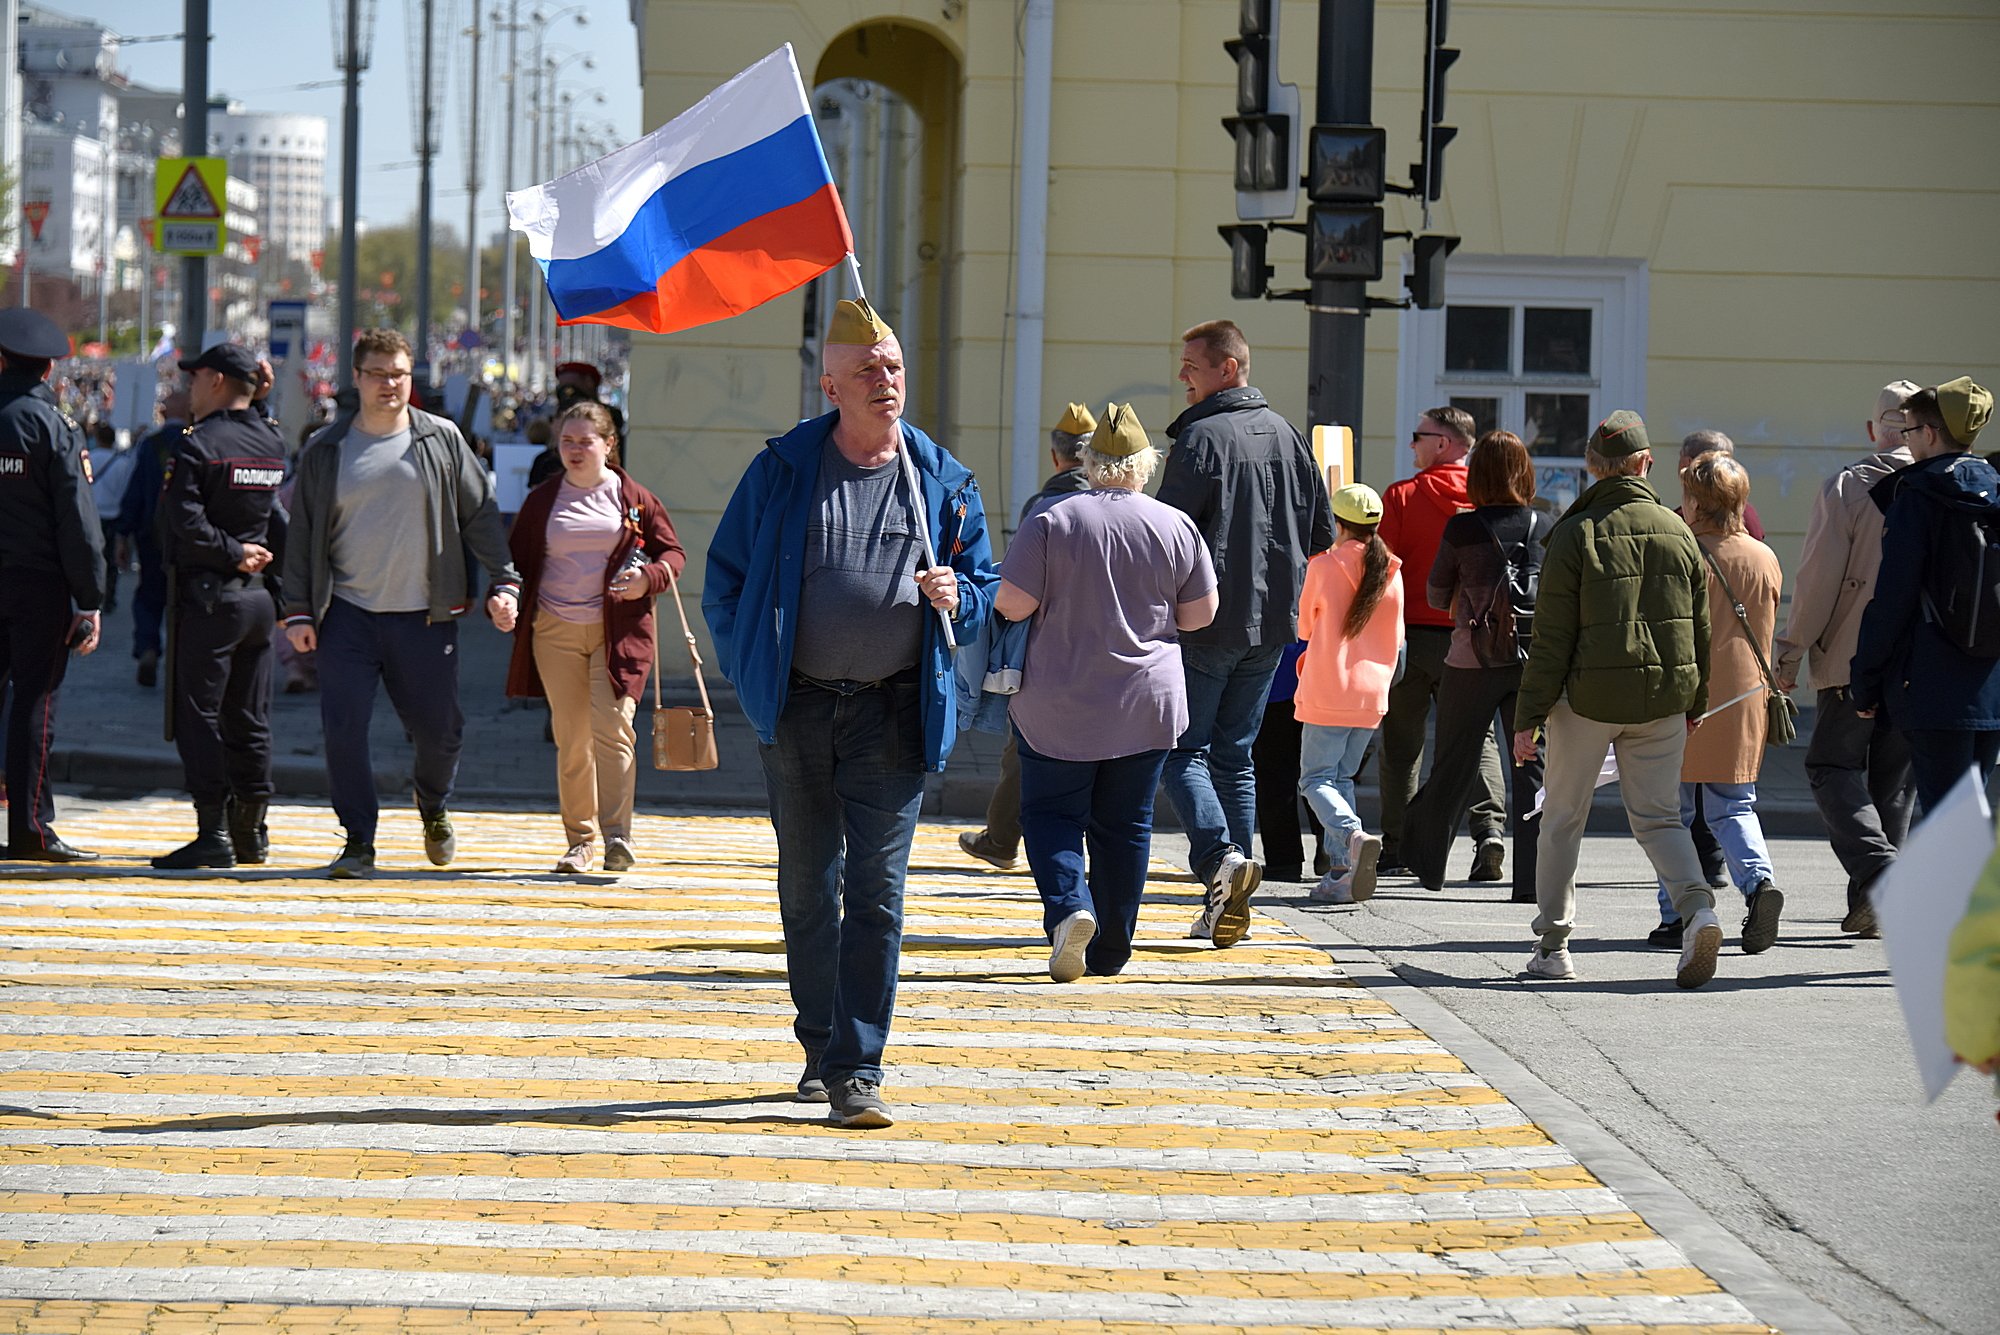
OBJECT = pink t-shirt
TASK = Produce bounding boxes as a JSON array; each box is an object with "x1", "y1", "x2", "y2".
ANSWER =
[{"x1": 538, "y1": 476, "x2": 622, "y2": 623}]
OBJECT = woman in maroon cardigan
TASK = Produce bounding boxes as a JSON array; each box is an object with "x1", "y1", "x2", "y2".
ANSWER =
[{"x1": 505, "y1": 403, "x2": 684, "y2": 872}]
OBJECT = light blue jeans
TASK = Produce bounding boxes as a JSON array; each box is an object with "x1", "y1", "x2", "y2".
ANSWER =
[
  {"x1": 1298, "y1": 723, "x2": 1376, "y2": 868},
  {"x1": 1657, "y1": 781, "x2": 1775, "y2": 924}
]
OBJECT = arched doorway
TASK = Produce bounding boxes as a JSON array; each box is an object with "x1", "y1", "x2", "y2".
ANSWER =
[{"x1": 802, "y1": 22, "x2": 960, "y2": 431}]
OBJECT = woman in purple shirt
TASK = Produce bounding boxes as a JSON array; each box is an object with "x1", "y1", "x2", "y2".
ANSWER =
[{"x1": 994, "y1": 404, "x2": 1219, "y2": 982}]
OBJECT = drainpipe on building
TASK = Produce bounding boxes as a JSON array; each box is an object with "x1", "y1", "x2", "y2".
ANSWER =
[{"x1": 1007, "y1": 0, "x2": 1055, "y2": 533}]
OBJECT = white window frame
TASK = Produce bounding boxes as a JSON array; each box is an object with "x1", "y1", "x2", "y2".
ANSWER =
[{"x1": 1396, "y1": 257, "x2": 1649, "y2": 508}]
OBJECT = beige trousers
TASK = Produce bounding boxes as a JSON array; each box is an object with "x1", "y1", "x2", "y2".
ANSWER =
[
  {"x1": 1534, "y1": 699, "x2": 1715, "y2": 950},
  {"x1": 532, "y1": 608, "x2": 638, "y2": 847}
]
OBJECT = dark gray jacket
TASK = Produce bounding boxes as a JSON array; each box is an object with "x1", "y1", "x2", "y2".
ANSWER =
[
  {"x1": 1159, "y1": 386, "x2": 1332, "y2": 648},
  {"x1": 280, "y1": 406, "x2": 519, "y2": 627}
]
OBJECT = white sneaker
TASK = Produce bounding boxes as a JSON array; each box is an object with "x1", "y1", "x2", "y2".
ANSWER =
[
  {"x1": 1207, "y1": 850, "x2": 1262, "y2": 948},
  {"x1": 1523, "y1": 945, "x2": 1576, "y2": 979},
  {"x1": 554, "y1": 842, "x2": 594, "y2": 874},
  {"x1": 1345, "y1": 830, "x2": 1382, "y2": 903},
  {"x1": 1308, "y1": 867, "x2": 1356, "y2": 905},
  {"x1": 1049, "y1": 909, "x2": 1096, "y2": 983},
  {"x1": 602, "y1": 837, "x2": 636, "y2": 872},
  {"x1": 1677, "y1": 906, "x2": 1723, "y2": 989}
]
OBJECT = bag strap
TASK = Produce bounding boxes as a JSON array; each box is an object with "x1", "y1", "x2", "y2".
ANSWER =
[
  {"x1": 653, "y1": 560, "x2": 714, "y2": 721},
  {"x1": 1697, "y1": 540, "x2": 1781, "y2": 695}
]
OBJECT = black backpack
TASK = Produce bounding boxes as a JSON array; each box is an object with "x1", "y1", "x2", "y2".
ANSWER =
[
  {"x1": 1465, "y1": 511, "x2": 1540, "y2": 667},
  {"x1": 1920, "y1": 495, "x2": 2000, "y2": 658}
]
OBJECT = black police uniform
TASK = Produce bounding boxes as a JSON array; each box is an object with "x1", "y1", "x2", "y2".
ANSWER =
[
  {"x1": 0, "y1": 327, "x2": 106, "y2": 860},
  {"x1": 155, "y1": 403, "x2": 287, "y2": 867}
]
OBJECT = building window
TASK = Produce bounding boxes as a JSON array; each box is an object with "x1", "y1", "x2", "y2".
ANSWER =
[{"x1": 1397, "y1": 257, "x2": 1648, "y2": 513}]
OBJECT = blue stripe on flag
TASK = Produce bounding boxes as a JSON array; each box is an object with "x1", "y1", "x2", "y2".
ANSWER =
[{"x1": 541, "y1": 115, "x2": 835, "y2": 317}]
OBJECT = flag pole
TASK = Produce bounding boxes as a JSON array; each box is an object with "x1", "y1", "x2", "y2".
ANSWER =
[{"x1": 844, "y1": 251, "x2": 957, "y2": 652}]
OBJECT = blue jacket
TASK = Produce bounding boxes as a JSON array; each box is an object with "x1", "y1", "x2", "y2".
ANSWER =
[
  {"x1": 703, "y1": 411, "x2": 998, "y2": 770},
  {"x1": 1850, "y1": 451, "x2": 2000, "y2": 729}
]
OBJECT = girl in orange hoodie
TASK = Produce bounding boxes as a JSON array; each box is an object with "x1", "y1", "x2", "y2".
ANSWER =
[{"x1": 1295, "y1": 484, "x2": 1406, "y2": 904}]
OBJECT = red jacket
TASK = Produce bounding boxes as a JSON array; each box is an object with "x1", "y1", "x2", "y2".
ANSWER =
[
  {"x1": 1379, "y1": 460, "x2": 1469, "y2": 629},
  {"x1": 504, "y1": 464, "x2": 687, "y2": 701}
]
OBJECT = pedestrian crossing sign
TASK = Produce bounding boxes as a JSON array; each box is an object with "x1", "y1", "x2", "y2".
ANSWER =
[{"x1": 153, "y1": 157, "x2": 228, "y2": 255}]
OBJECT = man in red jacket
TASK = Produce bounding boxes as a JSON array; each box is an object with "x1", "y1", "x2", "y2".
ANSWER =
[{"x1": 1376, "y1": 406, "x2": 1508, "y2": 877}]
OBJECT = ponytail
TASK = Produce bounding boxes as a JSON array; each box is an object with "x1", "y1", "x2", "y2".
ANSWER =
[{"x1": 1340, "y1": 522, "x2": 1393, "y2": 641}]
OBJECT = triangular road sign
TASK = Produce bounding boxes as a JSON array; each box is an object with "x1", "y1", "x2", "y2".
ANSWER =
[{"x1": 160, "y1": 163, "x2": 221, "y2": 219}]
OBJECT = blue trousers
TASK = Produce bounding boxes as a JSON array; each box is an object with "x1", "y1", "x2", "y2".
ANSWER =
[
  {"x1": 1656, "y1": 782, "x2": 1774, "y2": 922},
  {"x1": 1017, "y1": 731, "x2": 1168, "y2": 978},
  {"x1": 758, "y1": 672, "x2": 926, "y2": 1085},
  {"x1": 317, "y1": 598, "x2": 464, "y2": 844},
  {"x1": 1163, "y1": 642, "x2": 1284, "y2": 881}
]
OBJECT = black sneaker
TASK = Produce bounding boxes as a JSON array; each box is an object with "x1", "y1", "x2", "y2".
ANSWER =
[
  {"x1": 328, "y1": 839, "x2": 375, "y2": 879},
  {"x1": 827, "y1": 1075, "x2": 894, "y2": 1128},
  {"x1": 1741, "y1": 882, "x2": 1784, "y2": 955},
  {"x1": 1468, "y1": 837, "x2": 1506, "y2": 882},
  {"x1": 1375, "y1": 849, "x2": 1407, "y2": 876},
  {"x1": 1841, "y1": 903, "x2": 1881, "y2": 938},
  {"x1": 796, "y1": 1053, "x2": 828, "y2": 1104},
  {"x1": 1646, "y1": 919, "x2": 1685, "y2": 949}
]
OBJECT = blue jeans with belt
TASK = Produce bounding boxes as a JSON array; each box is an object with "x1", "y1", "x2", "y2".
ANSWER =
[
  {"x1": 1016, "y1": 730, "x2": 1168, "y2": 978},
  {"x1": 1162, "y1": 642, "x2": 1285, "y2": 881},
  {"x1": 758, "y1": 670, "x2": 926, "y2": 1085}
]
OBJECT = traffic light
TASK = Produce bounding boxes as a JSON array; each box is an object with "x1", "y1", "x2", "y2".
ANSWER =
[
  {"x1": 1413, "y1": 0, "x2": 1458, "y2": 205},
  {"x1": 1307, "y1": 125, "x2": 1386, "y2": 204},
  {"x1": 1306, "y1": 207, "x2": 1383, "y2": 283},
  {"x1": 1407, "y1": 234, "x2": 1460, "y2": 310},
  {"x1": 1218, "y1": 224, "x2": 1272, "y2": 300},
  {"x1": 1222, "y1": 0, "x2": 1300, "y2": 222}
]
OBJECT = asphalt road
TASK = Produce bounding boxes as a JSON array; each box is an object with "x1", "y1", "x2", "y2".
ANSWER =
[{"x1": 1151, "y1": 826, "x2": 2000, "y2": 1335}]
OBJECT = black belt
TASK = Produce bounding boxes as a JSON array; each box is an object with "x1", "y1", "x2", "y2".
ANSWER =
[{"x1": 791, "y1": 665, "x2": 920, "y2": 696}]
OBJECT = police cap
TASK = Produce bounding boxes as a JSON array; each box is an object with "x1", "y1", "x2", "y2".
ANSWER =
[
  {"x1": 0, "y1": 308, "x2": 70, "y2": 360},
  {"x1": 179, "y1": 342, "x2": 261, "y2": 383}
]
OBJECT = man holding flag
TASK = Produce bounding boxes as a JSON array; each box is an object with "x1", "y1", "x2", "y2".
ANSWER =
[{"x1": 706, "y1": 298, "x2": 996, "y2": 1129}]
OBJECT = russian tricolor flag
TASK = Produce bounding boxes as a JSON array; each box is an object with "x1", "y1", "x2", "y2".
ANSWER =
[{"x1": 506, "y1": 45, "x2": 854, "y2": 335}]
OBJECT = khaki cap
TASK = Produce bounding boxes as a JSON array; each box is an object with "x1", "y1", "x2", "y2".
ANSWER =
[
  {"x1": 1090, "y1": 402, "x2": 1150, "y2": 457},
  {"x1": 1934, "y1": 376, "x2": 1993, "y2": 445},
  {"x1": 1054, "y1": 402, "x2": 1097, "y2": 436},
  {"x1": 1588, "y1": 409, "x2": 1650, "y2": 459},
  {"x1": 825, "y1": 297, "x2": 894, "y2": 346}
]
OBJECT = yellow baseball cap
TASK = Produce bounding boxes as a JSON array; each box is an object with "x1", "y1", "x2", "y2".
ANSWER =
[{"x1": 1332, "y1": 483, "x2": 1383, "y2": 525}]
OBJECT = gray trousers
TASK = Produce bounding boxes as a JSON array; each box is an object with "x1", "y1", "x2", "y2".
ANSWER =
[
  {"x1": 1379, "y1": 626, "x2": 1506, "y2": 855},
  {"x1": 1534, "y1": 701, "x2": 1715, "y2": 950},
  {"x1": 1806, "y1": 688, "x2": 1914, "y2": 909}
]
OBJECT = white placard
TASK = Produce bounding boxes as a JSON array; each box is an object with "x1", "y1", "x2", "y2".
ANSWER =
[
  {"x1": 109, "y1": 361, "x2": 158, "y2": 435},
  {"x1": 491, "y1": 443, "x2": 543, "y2": 513}
]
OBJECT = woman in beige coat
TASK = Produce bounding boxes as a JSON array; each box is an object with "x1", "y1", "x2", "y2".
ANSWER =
[{"x1": 1654, "y1": 453, "x2": 1786, "y2": 953}]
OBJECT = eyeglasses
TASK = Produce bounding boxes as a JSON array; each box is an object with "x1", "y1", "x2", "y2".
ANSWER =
[
  {"x1": 1411, "y1": 429, "x2": 1453, "y2": 443},
  {"x1": 1895, "y1": 424, "x2": 1926, "y2": 438},
  {"x1": 357, "y1": 367, "x2": 411, "y2": 385}
]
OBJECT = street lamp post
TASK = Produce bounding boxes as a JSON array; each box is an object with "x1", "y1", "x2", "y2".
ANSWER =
[
  {"x1": 504, "y1": 5, "x2": 587, "y2": 398},
  {"x1": 527, "y1": 48, "x2": 592, "y2": 386}
]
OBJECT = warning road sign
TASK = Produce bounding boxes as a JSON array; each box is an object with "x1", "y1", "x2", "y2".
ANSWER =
[{"x1": 153, "y1": 157, "x2": 227, "y2": 255}]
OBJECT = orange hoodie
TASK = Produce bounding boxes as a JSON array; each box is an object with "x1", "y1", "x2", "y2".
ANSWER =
[
  {"x1": 1293, "y1": 539, "x2": 1406, "y2": 727},
  {"x1": 1379, "y1": 460, "x2": 1469, "y2": 628}
]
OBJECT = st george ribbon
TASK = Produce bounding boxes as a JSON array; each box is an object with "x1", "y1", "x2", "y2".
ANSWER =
[{"x1": 506, "y1": 45, "x2": 854, "y2": 335}]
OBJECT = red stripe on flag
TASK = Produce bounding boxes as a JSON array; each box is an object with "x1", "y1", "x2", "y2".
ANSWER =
[{"x1": 561, "y1": 185, "x2": 854, "y2": 335}]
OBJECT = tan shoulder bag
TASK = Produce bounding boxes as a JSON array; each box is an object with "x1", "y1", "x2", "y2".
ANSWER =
[{"x1": 652, "y1": 561, "x2": 719, "y2": 771}]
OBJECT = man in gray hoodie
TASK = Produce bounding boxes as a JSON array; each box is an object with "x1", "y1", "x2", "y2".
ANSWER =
[{"x1": 1773, "y1": 381, "x2": 1919, "y2": 937}]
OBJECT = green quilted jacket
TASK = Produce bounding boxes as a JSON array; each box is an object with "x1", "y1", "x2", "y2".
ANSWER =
[{"x1": 1516, "y1": 474, "x2": 1710, "y2": 731}]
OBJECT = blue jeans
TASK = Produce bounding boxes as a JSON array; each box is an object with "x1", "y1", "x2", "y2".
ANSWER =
[
  {"x1": 1016, "y1": 731, "x2": 1167, "y2": 978},
  {"x1": 1163, "y1": 642, "x2": 1285, "y2": 881},
  {"x1": 317, "y1": 598, "x2": 464, "y2": 844},
  {"x1": 1298, "y1": 723, "x2": 1376, "y2": 865},
  {"x1": 758, "y1": 672, "x2": 926, "y2": 1085},
  {"x1": 1657, "y1": 782, "x2": 1774, "y2": 922}
]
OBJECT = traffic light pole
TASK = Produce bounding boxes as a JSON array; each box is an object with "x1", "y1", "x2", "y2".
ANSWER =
[
  {"x1": 1306, "y1": 0, "x2": 1373, "y2": 471},
  {"x1": 180, "y1": 0, "x2": 208, "y2": 351}
]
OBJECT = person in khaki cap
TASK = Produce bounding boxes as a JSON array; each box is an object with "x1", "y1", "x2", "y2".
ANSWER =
[
  {"x1": 1772, "y1": 380, "x2": 1922, "y2": 939},
  {"x1": 1850, "y1": 376, "x2": 2000, "y2": 816},
  {"x1": 1512, "y1": 410, "x2": 1723, "y2": 989},
  {"x1": 959, "y1": 401, "x2": 1099, "y2": 873},
  {"x1": 704, "y1": 297, "x2": 998, "y2": 1130},
  {"x1": 995, "y1": 403, "x2": 1217, "y2": 981}
]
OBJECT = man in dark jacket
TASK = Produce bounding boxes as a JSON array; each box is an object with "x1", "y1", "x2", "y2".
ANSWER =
[
  {"x1": 1157, "y1": 320, "x2": 1333, "y2": 948},
  {"x1": 1850, "y1": 377, "x2": 2000, "y2": 814},
  {"x1": 117, "y1": 386, "x2": 189, "y2": 686},
  {"x1": 959, "y1": 402, "x2": 1095, "y2": 872},
  {"x1": 1512, "y1": 410, "x2": 1720, "y2": 989}
]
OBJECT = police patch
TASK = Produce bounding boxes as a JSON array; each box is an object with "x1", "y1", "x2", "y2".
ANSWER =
[
  {"x1": 229, "y1": 463, "x2": 285, "y2": 489},
  {"x1": 0, "y1": 455, "x2": 25, "y2": 477}
]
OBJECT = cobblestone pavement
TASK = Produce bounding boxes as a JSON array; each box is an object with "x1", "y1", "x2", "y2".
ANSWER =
[{"x1": 0, "y1": 797, "x2": 1787, "y2": 1332}]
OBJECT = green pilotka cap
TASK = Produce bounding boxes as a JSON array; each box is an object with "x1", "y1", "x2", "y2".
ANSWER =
[{"x1": 1588, "y1": 409, "x2": 1650, "y2": 458}]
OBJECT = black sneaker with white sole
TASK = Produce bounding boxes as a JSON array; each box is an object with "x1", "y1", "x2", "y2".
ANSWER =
[{"x1": 827, "y1": 1076, "x2": 894, "y2": 1128}]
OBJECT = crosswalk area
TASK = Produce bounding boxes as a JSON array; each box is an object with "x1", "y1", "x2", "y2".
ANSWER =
[{"x1": 0, "y1": 797, "x2": 1776, "y2": 1332}]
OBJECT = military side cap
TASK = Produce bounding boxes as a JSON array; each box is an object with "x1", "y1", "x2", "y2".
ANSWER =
[
  {"x1": 1333, "y1": 483, "x2": 1383, "y2": 525},
  {"x1": 1934, "y1": 376, "x2": 1993, "y2": 445},
  {"x1": 554, "y1": 360, "x2": 603, "y2": 387},
  {"x1": 0, "y1": 308, "x2": 69, "y2": 360},
  {"x1": 1588, "y1": 409, "x2": 1651, "y2": 458},
  {"x1": 1054, "y1": 402, "x2": 1097, "y2": 436},
  {"x1": 1091, "y1": 402, "x2": 1150, "y2": 457},
  {"x1": 179, "y1": 342, "x2": 261, "y2": 382},
  {"x1": 826, "y1": 297, "x2": 894, "y2": 346}
]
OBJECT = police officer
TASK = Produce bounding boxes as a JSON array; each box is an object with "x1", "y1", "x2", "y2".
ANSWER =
[
  {"x1": 151, "y1": 342, "x2": 286, "y2": 870},
  {"x1": 0, "y1": 308, "x2": 105, "y2": 862}
]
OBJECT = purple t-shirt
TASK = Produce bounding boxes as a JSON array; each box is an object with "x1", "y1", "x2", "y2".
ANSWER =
[
  {"x1": 539, "y1": 476, "x2": 622, "y2": 622},
  {"x1": 1001, "y1": 489, "x2": 1216, "y2": 761}
]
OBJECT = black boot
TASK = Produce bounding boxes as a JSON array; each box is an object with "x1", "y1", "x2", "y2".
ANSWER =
[
  {"x1": 229, "y1": 799, "x2": 270, "y2": 865},
  {"x1": 152, "y1": 801, "x2": 237, "y2": 870}
]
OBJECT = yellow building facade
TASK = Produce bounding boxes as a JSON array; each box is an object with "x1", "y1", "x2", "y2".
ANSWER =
[{"x1": 628, "y1": 0, "x2": 1999, "y2": 649}]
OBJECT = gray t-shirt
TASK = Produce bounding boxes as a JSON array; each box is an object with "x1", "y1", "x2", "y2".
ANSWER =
[
  {"x1": 330, "y1": 425, "x2": 430, "y2": 613},
  {"x1": 1001, "y1": 489, "x2": 1216, "y2": 761},
  {"x1": 790, "y1": 439, "x2": 925, "y2": 682}
]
